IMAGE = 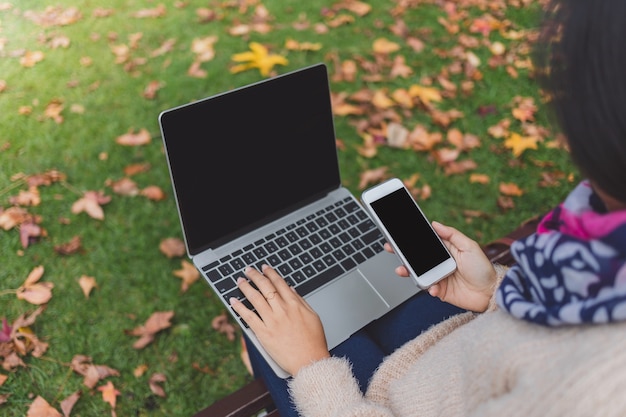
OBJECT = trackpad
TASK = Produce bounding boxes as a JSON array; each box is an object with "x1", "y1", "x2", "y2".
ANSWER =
[{"x1": 306, "y1": 270, "x2": 389, "y2": 349}]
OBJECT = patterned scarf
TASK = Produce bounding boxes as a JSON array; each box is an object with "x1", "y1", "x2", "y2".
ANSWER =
[{"x1": 496, "y1": 181, "x2": 626, "y2": 326}]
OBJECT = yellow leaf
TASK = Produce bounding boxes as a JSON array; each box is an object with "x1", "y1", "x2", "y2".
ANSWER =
[
  {"x1": 230, "y1": 42, "x2": 288, "y2": 76},
  {"x1": 408, "y1": 84, "x2": 442, "y2": 105},
  {"x1": 372, "y1": 38, "x2": 400, "y2": 54},
  {"x1": 504, "y1": 132, "x2": 538, "y2": 157}
]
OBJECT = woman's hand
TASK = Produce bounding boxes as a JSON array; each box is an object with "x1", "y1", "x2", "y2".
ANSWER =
[
  {"x1": 386, "y1": 221, "x2": 497, "y2": 312},
  {"x1": 229, "y1": 265, "x2": 330, "y2": 376}
]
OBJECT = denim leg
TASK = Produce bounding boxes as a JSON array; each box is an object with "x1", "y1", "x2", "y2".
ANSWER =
[{"x1": 364, "y1": 290, "x2": 465, "y2": 355}]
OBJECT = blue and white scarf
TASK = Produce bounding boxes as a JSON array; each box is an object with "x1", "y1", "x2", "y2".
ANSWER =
[{"x1": 496, "y1": 181, "x2": 626, "y2": 326}]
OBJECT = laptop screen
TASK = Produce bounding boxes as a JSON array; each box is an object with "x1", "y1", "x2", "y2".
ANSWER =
[{"x1": 159, "y1": 63, "x2": 341, "y2": 256}]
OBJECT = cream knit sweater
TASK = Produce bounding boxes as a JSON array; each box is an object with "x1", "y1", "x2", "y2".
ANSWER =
[{"x1": 288, "y1": 270, "x2": 626, "y2": 417}]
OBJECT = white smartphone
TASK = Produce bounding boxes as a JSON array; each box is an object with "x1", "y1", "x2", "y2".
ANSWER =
[{"x1": 361, "y1": 178, "x2": 457, "y2": 289}]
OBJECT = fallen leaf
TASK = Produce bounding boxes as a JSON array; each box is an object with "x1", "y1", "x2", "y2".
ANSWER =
[
  {"x1": 133, "y1": 364, "x2": 148, "y2": 377},
  {"x1": 504, "y1": 132, "x2": 538, "y2": 157},
  {"x1": 60, "y1": 391, "x2": 81, "y2": 417},
  {"x1": 469, "y1": 173, "x2": 490, "y2": 184},
  {"x1": 372, "y1": 38, "x2": 400, "y2": 54},
  {"x1": 126, "y1": 311, "x2": 174, "y2": 349},
  {"x1": 71, "y1": 191, "x2": 111, "y2": 220},
  {"x1": 17, "y1": 266, "x2": 53, "y2": 305},
  {"x1": 499, "y1": 182, "x2": 524, "y2": 196},
  {"x1": 140, "y1": 185, "x2": 166, "y2": 201},
  {"x1": 115, "y1": 128, "x2": 151, "y2": 146},
  {"x1": 26, "y1": 396, "x2": 61, "y2": 417},
  {"x1": 78, "y1": 276, "x2": 97, "y2": 298},
  {"x1": 97, "y1": 381, "x2": 120, "y2": 408},
  {"x1": 211, "y1": 312, "x2": 236, "y2": 341},
  {"x1": 358, "y1": 167, "x2": 388, "y2": 190},
  {"x1": 54, "y1": 235, "x2": 83, "y2": 255},
  {"x1": 230, "y1": 42, "x2": 288, "y2": 76},
  {"x1": 159, "y1": 237, "x2": 186, "y2": 258},
  {"x1": 70, "y1": 355, "x2": 120, "y2": 389},
  {"x1": 173, "y1": 260, "x2": 199, "y2": 292},
  {"x1": 408, "y1": 84, "x2": 442, "y2": 105},
  {"x1": 148, "y1": 372, "x2": 167, "y2": 397}
]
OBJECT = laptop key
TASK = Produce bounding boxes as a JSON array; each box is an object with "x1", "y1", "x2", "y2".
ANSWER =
[{"x1": 296, "y1": 264, "x2": 344, "y2": 297}]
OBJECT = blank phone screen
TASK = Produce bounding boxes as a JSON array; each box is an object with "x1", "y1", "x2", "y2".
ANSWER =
[{"x1": 370, "y1": 188, "x2": 449, "y2": 276}]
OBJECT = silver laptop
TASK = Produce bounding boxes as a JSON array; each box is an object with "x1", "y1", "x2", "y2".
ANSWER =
[{"x1": 158, "y1": 63, "x2": 421, "y2": 378}]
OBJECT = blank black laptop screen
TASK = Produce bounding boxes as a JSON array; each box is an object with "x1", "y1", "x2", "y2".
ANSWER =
[{"x1": 159, "y1": 64, "x2": 341, "y2": 255}]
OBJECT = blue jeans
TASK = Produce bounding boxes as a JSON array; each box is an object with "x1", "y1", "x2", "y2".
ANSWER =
[{"x1": 245, "y1": 291, "x2": 464, "y2": 417}]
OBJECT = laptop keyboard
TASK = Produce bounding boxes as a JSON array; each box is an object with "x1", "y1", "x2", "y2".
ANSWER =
[{"x1": 201, "y1": 196, "x2": 386, "y2": 327}]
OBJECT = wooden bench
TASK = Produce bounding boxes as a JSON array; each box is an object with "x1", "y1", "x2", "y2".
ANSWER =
[{"x1": 195, "y1": 216, "x2": 541, "y2": 417}]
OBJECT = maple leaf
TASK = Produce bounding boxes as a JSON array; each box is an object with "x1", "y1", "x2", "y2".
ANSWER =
[
  {"x1": 70, "y1": 355, "x2": 120, "y2": 389},
  {"x1": 26, "y1": 396, "x2": 62, "y2": 417},
  {"x1": 230, "y1": 42, "x2": 288, "y2": 77},
  {"x1": 173, "y1": 260, "x2": 199, "y2": 292},
  {"x1": 126, "y1": 311, "x2": 174, "y2": 349},
  {"x1": 17, "y1": 265, "x2": 53, "y2": 305},
  {"x1": 97, "y1": 381, "x2": 120, "y2": 408},
  {"x1": 71, "y1": 191, "x2": 111, "y2": 220},
  {"x1": 9, "y1": 185, "x2": 41, "y2": 206},
  {"x1": 504, "y1": 132, "x2": 538, "y2": 157},
  {"x1": 0, "y1": 206, "x2": 30, "y2": 230}
]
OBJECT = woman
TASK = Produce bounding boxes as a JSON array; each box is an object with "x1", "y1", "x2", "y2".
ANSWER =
[{"x1": 230, "y1": 1, "x2": 626, "y2": 415}]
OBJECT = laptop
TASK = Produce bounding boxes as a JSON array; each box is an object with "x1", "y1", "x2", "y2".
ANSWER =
[{"x1": 158, "y1": 62, "x2": 421, "y2": 378}]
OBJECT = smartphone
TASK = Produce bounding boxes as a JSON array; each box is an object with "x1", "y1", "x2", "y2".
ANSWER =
[{"x1": 361, "y1": 178, "x2": 456, "y2": 289}]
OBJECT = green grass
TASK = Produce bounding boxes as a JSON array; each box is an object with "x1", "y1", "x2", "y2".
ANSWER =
[{"x1": 0, "y1": 1, "x2": 577, "y2": 415}]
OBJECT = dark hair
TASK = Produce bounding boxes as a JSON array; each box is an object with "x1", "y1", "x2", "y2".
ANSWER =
[{"x1": 534, "y1": 0, "x2": 626, "y2": 202}]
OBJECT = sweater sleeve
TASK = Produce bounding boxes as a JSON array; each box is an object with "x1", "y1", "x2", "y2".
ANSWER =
[{"x1": 288, "y1": 357, "x2": 395, "y2": 417}]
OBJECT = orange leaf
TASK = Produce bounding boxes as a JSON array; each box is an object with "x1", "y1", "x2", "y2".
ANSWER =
[
  {"x1": 469, "y1": 173, "x2": 490, "y2": 184},
  {"x1": 97, "y1": 381, "x2": 120, "y2": 408},
  {"x1": 60, "y1": 391, "x2": 81, "y2": 417},
  {"x1": 372, "y1": 38, "x2": 400, "y2": 54},
  {"x1": 173, "y1": 260, "x2": 200, "y2": 292},
  {"x1": 499, "y1": 182, "x2": 524, "y2": 197},
  {"x1": 140, "y1": 185, "x2": 166, "y2": 201}
]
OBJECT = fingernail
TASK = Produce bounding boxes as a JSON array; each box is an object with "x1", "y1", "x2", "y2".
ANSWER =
[
  {"x1": 229, "y1": 297, "x2": 239, "y2": 305},
  {"x1": 237, "y1": 277, "x2": 246, "y2": 284}
]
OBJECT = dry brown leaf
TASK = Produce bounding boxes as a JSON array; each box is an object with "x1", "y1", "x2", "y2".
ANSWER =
[
  {"x1": 20, "y1": 50, "x2": 45, "y2": 68},
  {"x1": 71, "y1": 191, "x2": 111, "y2": 220},
  {"x1": 149, "y1": 372, "x2": 167, "y2": 397},
  {"x1": 70, "y1": 355, "x2": 120, "y2": 389},
  {"x1": 17, "y1": 266, "x2": 53, "y2": 305},
  {"x1": 54, "y1": 236, "x2": 83, "y2": 255},
  {"x1": 0, "y1": 206, "x2": 30, "y2": 230},
  {"x1": 26, "y1": 396, "x2": 62, "y2": 417},
  {"x1": 126, "y1": 311, "x2": 174, "y2": 349},
  {"x1": 123, "y1": 162, "x2": 151, "y2": 176},
  {"x1": 372, "y1": 38, "x2": 400, "y2": 54},
  {"x1": 358, "y1": 167, "x2": 389, "y2": 190},
  {"x1": 78, "y1": 275, "x2": 97, "y2": 298},
  {"x1": 173, "y1": 260, "x2": 200, "y2": 292},
  {"x1": 140, "y1": 185, "x2": 166, "y2": 201},
  {"x1": 159, "y1": 237, "x2": 186, "y2": 258},
  {"x1": 469, "y1": 173, "x2": 490, "y2": 184},
  {"x1": 9, "y1": 186, "x2": 41, "y2": 206},
  {"x1": 499, "y1": 182, "x2": 524, "y2": 196},
  {"x1": 133, "y1": 364, "x2": 149, "y2": 377},
  {"x1": 109, "y1": 177, "x2": 139, "y2": 196},
  {"x1": 60, "y1": 391, "x2": 81, "y2": 417},
  {"x1": 20, "y1": 221, "x2": 43, "y2": 249},
  {"x1": 115, "y1": 128, "x2": 151, "y2": 146},
  {"x1": 211, "y1": 312, "x2": 236, "y2": 342}
]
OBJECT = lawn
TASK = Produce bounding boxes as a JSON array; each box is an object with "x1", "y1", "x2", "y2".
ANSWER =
[{"x1": 0, "y1": 0, "x2": 576, "y2": 415}]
